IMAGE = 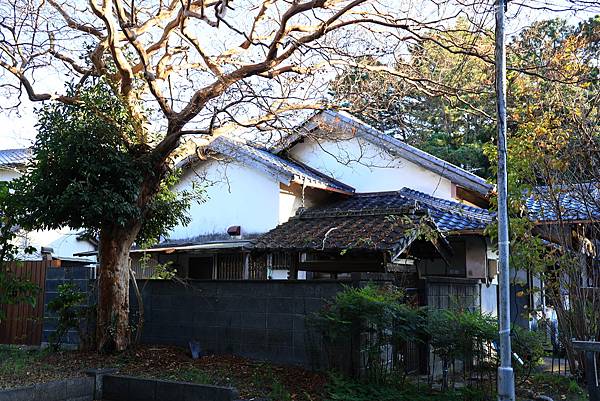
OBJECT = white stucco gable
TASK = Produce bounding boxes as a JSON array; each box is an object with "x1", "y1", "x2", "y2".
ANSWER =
[
  {"x1": 0, "y1": 168, "x2": 21, "y2": 182},
  {"x1": 277, "y1": 110, "x2": 492, "y2": 201},
  {"x1": 289, "y1": 135, "x2": 455, "y2": 199},
  {"x1": 21, "y1": 228, "x2": 97, "y2": 260}
]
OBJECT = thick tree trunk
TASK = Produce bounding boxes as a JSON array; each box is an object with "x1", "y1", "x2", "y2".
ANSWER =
[
  {"x1": 96, "y1": 223, "x2": 141, "y2": 353},
  {"x1": 94, "y1": 140, "x2": 175, "y2": 353}
]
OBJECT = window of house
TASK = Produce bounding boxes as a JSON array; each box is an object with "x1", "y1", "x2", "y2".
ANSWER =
[{"x1": 188, "y1": 256, "x2": 214, "y2": 279}]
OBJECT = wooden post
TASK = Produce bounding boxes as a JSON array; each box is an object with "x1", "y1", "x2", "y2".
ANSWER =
[
  {"x1": 212, "y1": 255, "x2": 217, "y2": 280},
  {"x1": 243, "y1": 253, "x2": 250, "y2": 280},
  {"x1": 572, "y1": 341, "x2": 600, "y2": 401}
]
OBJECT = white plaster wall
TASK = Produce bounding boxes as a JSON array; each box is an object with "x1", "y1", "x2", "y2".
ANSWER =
[
  {"x1": 46, "y1": 230, "x2": 97, "y2": 260},
  {"x1": 0, "y1": 168, "x2": 21, "y2": 182},
  {"x1": 480, "y1": 283, "x2": 498, "y2": 317},
  {"x1": 19, "y1": 227, "x2": 95, "y2": 257},
  {"x1": 17, "y1": 227, "x2": 96, "y2": 260},
  {"x1": 169, "y1": 159, "x2": 281, "y2": 240},
  {"x1": 279, "y1": 188, "x2": 299, "y2": 224},
  {"x1": 289, "y1": 137, "x2": 454, "y2": 199}
]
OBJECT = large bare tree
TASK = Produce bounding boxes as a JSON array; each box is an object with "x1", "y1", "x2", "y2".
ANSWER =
[{"x1": 0, "y1": 0, "x2": 597, "y2": 352}]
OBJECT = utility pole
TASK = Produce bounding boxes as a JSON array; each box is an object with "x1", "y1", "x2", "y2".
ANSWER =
[{"x1": 495, "y1": 0, "x2": 516, "y2": 400}]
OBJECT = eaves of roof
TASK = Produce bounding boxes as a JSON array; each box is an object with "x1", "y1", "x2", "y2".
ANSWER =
[
  {"x1": 0, "y1": 148, "x2": 31, "y2": 168},
  {"x1": 254, "y1": 189, "x2": 493, "y2": 256},
  {"x1": 207, "y1": 136, "x2": 355, "y2": 194}
]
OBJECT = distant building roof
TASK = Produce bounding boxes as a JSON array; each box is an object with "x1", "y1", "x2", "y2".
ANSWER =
[
  {"x1": 271, "y1": 110, "x2": 493, "y2": 196},
  {"x1": 0, "y1": 148, "x2": 30, "y2": 168},
  {"x1": 254, "y1": 188, "x2": 493, "y2": 254},
  {"x1": 206, "y1": 135, "x2": 355, "y2": 193},
  {"x1": 525, "y1": 184, "x2": 600, "y2": 222}
]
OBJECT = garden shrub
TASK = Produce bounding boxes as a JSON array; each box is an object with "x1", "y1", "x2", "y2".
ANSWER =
[
  {"x1": 47, "y1": 282, "x2": 89, "y2": 350},
  {"x1": 325, "y1": 373, "x2": 488, "y2": 401},
  {"x1": 427, "y1": 309, "x2": 498, "y2": 389},
  {"x1": 311, "y1": 284, "x2": 427, "y2": 382},
  {"x1": 313, "y1": 283, "x2": 545, "y2": 396},
  {"x1": 511, "y1": 325, "x2": 546, "y2": 380}
]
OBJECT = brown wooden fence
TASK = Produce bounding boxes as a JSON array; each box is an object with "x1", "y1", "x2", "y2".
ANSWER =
[{"x1": 0, "y1": 260, "x2": 49, "y2": 346}]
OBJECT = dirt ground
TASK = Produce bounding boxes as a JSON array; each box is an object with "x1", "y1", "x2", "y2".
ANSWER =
[{"x1": 0, "y1": 345, "x2": 326, "y2": 401}]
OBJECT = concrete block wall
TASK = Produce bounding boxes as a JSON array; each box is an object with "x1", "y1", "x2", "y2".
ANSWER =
[
  {"x1": 102, "y1": 375, "x2": 239, "y2": 401},
  {"x1": 43, "y1": 265, "x2": 95, "y2": 347},
  {"x1": 0, "y1": 374, "x2": 241, "y2": 401},
  {"x1": 0, "y1": 377, "x2": 94, "y2": 401},
  {"x1": 132, "y1": 280, "x2": 346, "y2": 367}
]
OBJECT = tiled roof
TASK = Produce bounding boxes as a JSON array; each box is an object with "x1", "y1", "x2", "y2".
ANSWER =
[
  {"x1": 399, "y1": 188, "x2": 495, "y2": 231},
  {"x1": 254, "y1": 189, "x2": 494, "y2": 252},
  {"x1": 525, "y1": 184, "x2": 600, "y2": 222},
  {"x1": 254, "y1": 205, "x2": 424, "y2": 253},
  {"x1": 208, "y1": 136, "x2": 354, "y2": 193},
  {"x1": 0, "y1": 148, "x2": 30, "y2": 167},
  {"x1": 271, "y1": 110, "x2": 494, "y2": 196}
]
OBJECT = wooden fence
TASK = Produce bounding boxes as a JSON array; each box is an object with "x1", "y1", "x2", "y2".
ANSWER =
[{"x1": 0, "y1": 260, "x2": 49, "y2": 346}]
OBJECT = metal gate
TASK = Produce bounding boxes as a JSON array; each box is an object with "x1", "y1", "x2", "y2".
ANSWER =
[{"x1": 0, "y1": 260, "x2": 49, "y2": 345}]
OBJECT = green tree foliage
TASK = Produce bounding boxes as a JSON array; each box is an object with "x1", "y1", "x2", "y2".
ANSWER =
[
  {"x1": 331, "y1": 19, "x2": 496, "y2": 177},
  {"x1": 483, "y1": 16, "x2": 600, "y2": 376},
  {"x1": 8, "y1": 79, "x2": 203, "y2": 352},
  {"x1": 11, "y1": 79, "x2": 198, "y2": 246},
  {"x1": 332, "y1": 17, "x2": 599, "y2": 180}
]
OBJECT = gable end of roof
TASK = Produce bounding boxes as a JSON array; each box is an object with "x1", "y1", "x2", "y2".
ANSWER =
[{"x1": 311, "y1": 110, "x2": 493, "y2": 196}]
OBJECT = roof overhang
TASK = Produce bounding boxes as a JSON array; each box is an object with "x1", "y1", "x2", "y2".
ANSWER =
[
  {"x1": 73, "y1": 240, "x2": 255, "y2": 257},
  {"x1": 131, "y1": 240, "x2": 254, "y2": 254}
]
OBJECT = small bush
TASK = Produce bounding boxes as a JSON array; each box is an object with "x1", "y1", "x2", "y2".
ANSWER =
[
  {"x1": 427, "y1": 309, "x2": 497, "y2": 389},
  {"x1": 428, "y1": 309, "x2": 498, "y2": 363},
  {"x1": 47, "y1": 282, "x2": 88, "y2": 350},
  {"x1": 314, "y1": 284, "x2": 406, "y2": 338},
  {"x1": 269, "y1": 380, "x2": 292, "y2": 401},
  {"x1": 311, "y1": 284, "x2": 427, "y2": 382},
  {"x1": 511, "y1": 326, "x2": 546, "y2": 378},
  {"x1": 174, "y1": 367, "x2": 212, "y2": 384},
  {"x1": 325, "y1": 374, "x2": 488, "y2": 401}
]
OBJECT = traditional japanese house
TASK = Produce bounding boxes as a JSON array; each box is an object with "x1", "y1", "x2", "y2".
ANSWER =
[{"x1": 254, "y1": 188, "x2": 497, "y2": 313}]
